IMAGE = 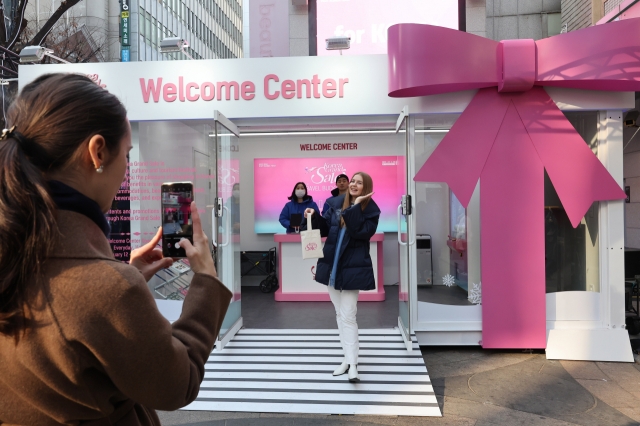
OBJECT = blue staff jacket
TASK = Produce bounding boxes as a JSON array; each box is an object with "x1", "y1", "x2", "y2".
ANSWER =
[{"x1": 279, "y1": 196, "x2": 320, "y2": 233}]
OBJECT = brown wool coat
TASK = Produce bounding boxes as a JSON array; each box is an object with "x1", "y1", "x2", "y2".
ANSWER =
[{"x1": 0, "y1": 211, "x2": 232, "y2": 425}]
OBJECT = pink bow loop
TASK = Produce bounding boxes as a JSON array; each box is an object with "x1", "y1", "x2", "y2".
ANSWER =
[{"x1": 497, "y1": 39, "x2": 536, "y2": 92}]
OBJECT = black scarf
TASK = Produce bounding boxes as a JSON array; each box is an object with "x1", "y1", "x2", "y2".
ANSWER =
[{"x1": 48, "y1": 180, "x2": 111, "y2": 238}]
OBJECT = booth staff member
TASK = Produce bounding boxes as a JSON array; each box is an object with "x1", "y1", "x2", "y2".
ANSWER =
[
  {"x1": 305, "y1": 172, "x2": 379, "y2": 382},
  {"x1": 322, "y1": 173, "x2": 349, "y2": 215},
  {"x1": 279, "y1": 182, "x2": 320, "y2": 233}
]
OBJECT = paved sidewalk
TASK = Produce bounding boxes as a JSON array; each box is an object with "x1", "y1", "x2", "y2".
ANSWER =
[{"x1": 158, "y1": 346, "x2": 640, "y2": 426}]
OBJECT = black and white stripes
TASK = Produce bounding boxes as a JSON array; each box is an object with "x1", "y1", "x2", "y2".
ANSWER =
[{"x1": 185, "y1": 329, "x2": 441, "y2": 416}]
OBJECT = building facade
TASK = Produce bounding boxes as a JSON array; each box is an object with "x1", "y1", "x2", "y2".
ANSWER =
[
  {"x1": 134, "y1": 0, "x2": 243, "y2": 61},
  {"x1": 24, "y1": 0, "x2": 243, "y2": 63}
]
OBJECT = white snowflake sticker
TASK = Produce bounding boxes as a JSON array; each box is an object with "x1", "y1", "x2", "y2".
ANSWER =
[
  {"x1": 442, "y1": 274, "x2": 455, "y2": 287},
  {"x1": 468, "y1": 282, "x2": 482, "y2": 304}
]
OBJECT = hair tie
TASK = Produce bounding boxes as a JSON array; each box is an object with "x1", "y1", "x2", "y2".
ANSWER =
[
  {"x1": 0, "y1": 126, "x2": 29, "y2": 146},
  {"x1": 0, "y1": 126, "x2": 52, "y2": 168},
  {"x1": 0, "y1": 126, "x2": 17, "y2": 141}
]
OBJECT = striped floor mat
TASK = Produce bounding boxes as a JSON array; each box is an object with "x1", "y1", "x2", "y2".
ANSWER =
[{"x1": 184, "y1": 328, "x2": 441, "y2": 416}]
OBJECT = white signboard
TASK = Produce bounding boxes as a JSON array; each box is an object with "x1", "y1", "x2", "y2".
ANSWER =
[{"x1": 18, "y1": 55, "x2": 633, "y2": 122}]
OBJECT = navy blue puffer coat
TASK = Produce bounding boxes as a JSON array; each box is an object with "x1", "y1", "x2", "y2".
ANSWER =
[{"x1": 311, "y1": 194, "x2": 380, "y2": 291}]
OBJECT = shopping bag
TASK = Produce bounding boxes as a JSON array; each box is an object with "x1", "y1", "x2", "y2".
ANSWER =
[{"x1": 300, "y1": 212, "x2": 324, "y2": 259}]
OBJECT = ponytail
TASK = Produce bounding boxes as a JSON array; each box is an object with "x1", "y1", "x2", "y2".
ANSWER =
[{"x1": 0, "y1": 135, "x2": 57, "y2": 336}]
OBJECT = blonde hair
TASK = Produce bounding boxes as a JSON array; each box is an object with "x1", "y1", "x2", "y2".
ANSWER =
[{"x1": 341, "y1": 171, "x2": 373, "y2": 227}]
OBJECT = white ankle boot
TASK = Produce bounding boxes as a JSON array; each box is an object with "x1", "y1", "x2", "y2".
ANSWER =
[
  {"x1": 332, "y1": 361, "x2": 349, "y2": 376},
  {"x1": 348, "y1": 364, "x2": 359, "y2": 382}
]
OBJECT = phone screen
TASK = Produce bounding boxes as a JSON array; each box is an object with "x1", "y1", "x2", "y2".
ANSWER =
[{"x1": 161, "y1": 182, "x2": 194, "y2": 258}]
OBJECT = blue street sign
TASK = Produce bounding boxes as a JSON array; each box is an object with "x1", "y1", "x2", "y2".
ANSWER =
[{"x1": 121, "y1": 47, "x2": 130, "y2": 62}]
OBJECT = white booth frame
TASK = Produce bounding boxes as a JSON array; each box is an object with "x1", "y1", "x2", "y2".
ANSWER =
[{"x1": 17, "y1": 56, "x2": 635, "y2": 361}]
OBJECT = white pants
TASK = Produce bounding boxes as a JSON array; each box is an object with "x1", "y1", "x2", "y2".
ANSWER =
[{"x1": 327, "y1": 286, "x2": 359, "y2": 365}]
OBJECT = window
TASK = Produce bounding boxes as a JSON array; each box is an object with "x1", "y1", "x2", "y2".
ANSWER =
[
  {"x1": 152, "y1": 17, "x2": 158, "y2": 46},
  {"x1": 545, "y1": 111, "x2": 600, "y2": 293},
  {"x1": 145, "y1": 12, "x2": 152, "y2": 42},
  {"x1": 547, "y1": 13, "x2": 561, "y2": 37},
  {"x1": 139, "y1": 7, "x2": 145, "y2": 37}
]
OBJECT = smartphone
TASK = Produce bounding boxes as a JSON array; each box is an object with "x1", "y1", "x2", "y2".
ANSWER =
[{"x1": 161, "y1": 182, "x2": 194, "y2": 258}]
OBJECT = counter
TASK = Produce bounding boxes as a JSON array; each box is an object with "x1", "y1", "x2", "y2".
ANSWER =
[{"x1": 273, "y1": 233, "x2": 385, "y2": 301}]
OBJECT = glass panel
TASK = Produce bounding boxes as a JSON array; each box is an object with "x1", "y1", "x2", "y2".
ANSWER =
[
  {"x1": 397, "y1": 116, "x2": 411, "y2": 337},
  {"x1": 413, "y1": 115, "x2": 474, "y2": 305},
  {"x1": 545, "y1": 111, "x2": 600, "y2": 293},
  {"x1": 449, "y1": 191, "x2": 469, "y2": 292},
  {"x1": 216, "y1": 120, "x2": 241, "y2": 339},
  {"x1": 131, "y1": 119, "x2": 215, "y2": 309}
]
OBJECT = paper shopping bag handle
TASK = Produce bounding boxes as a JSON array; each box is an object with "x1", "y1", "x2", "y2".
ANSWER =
[{"x1": 306, "y1": 212, "x2": 313, "y2": 231}]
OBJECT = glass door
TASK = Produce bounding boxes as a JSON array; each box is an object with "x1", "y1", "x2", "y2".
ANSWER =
[
  {"x1": 412, "y1": 114, "x2": 482, "y2": 345},
  {"x1": 213, "y1": 111, "x2": 242, "y2": 349},
  {"x1": 396, "y1": 107, "x2": 414, "y2": 351}
]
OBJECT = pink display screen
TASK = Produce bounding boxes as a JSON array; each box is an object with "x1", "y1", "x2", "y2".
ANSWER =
[
  {"x1": 254, "y1": 156, "x2": 402, "y2": 233},
  {"x1": 316, "y1": 0, "x2": 458, "y2": 56}
]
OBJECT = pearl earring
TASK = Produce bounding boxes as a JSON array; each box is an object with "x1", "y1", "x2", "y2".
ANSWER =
[{"x1": 96, "y1": 165, "x2": 104, "y2": 173}]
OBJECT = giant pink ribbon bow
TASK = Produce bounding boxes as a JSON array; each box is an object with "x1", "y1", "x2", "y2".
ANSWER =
[{"x1": 388, "y1": 20, "x2": 640, "y2": 348}]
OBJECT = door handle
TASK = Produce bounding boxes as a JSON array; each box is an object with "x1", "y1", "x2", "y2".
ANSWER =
[
  {"x1": 397, "y1": 204, "x2": 416, "y2": 246},
  {"x1": 207, "y1": 205, "x2": 218, "y2": 247},
  {"x1": 397, "y1": 204, "x2": 407, "y2": 246},
  {"x1": 220, "y1": 205, "x2": 231, "y2": 247}
]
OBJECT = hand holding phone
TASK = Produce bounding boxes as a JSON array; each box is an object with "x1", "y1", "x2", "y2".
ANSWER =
[
  {"x1": 161, "y1": 182, "x2": 194, "y2": 258},
  {"x1": 174, "y1": 201, "x2": 217, "y2": 278}
]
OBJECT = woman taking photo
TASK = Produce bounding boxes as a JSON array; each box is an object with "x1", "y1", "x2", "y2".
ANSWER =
[
  {"x1": 0, "y1": 74, "x2": 231, "y2": 425},
  {"x1": 305, "y1": 172, "x2": 379, "y2": 382},
  {"x1": 279, "y1": 181, "x2": 319, "y2": 233}
]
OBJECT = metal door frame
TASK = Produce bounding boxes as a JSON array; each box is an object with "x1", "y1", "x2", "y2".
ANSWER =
[{"x1": 212, "y1": 110, "x2": 242, "y2": 350}]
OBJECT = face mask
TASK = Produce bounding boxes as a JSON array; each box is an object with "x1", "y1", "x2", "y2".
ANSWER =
[
  {"x1": 295, "y1": 189, "x2": 306, "y2": 198},
  {"x1": 232, "y1": 190, "x2": 240, "y2": 198}
]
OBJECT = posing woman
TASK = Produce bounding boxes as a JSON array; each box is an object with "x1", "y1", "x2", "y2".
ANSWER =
[
  {"x1": 305, "y1": 172, "x2": 379, "y2": 382},
  {"x1": 0, "y1": 73, "x2": 231, "y2": 425},
  {"x1": 279, "y1": 181, "x2": 319, "y2": 233}
]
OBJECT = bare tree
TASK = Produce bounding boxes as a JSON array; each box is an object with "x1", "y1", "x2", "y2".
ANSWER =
[
  {"x1": 19, "y1": 11, "x2": 107, "y2": 64},
  {"x1": 0, "y1": 0, "x2": 83, "y2": 72},
  {"x1": 0, "y1": 1, "x2": 98, "y2": 127}
]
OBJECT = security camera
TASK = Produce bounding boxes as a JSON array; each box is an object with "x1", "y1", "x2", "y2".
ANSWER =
[
  {"x1": 160, "y1": 37, "x2": 188, "y2": 53},
  {"x1": 326, "y1": 36, "x2": 351, "y2": 51},
  {"x1": 625, "y1": 110, "x2": 639, "y2": 127},
  {"x1": 19, "y1": 46, "x2": 49, "y2": 63}
]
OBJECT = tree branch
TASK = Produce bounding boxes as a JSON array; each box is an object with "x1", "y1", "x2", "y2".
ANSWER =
[
  {"x1": 7, "y1": 0, "x2": 29, "y2": 50},
  {"x1": 26, "y1": 0, "x2": 83, "y2": 48},
  {"x1": 0, "y1": 4, "x2": 7, "y2": 45}
]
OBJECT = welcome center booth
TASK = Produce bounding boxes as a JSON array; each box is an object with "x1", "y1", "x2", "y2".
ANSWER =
[{"x1": 18, "y1": 22, "x2": 637, "y2": 415}]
